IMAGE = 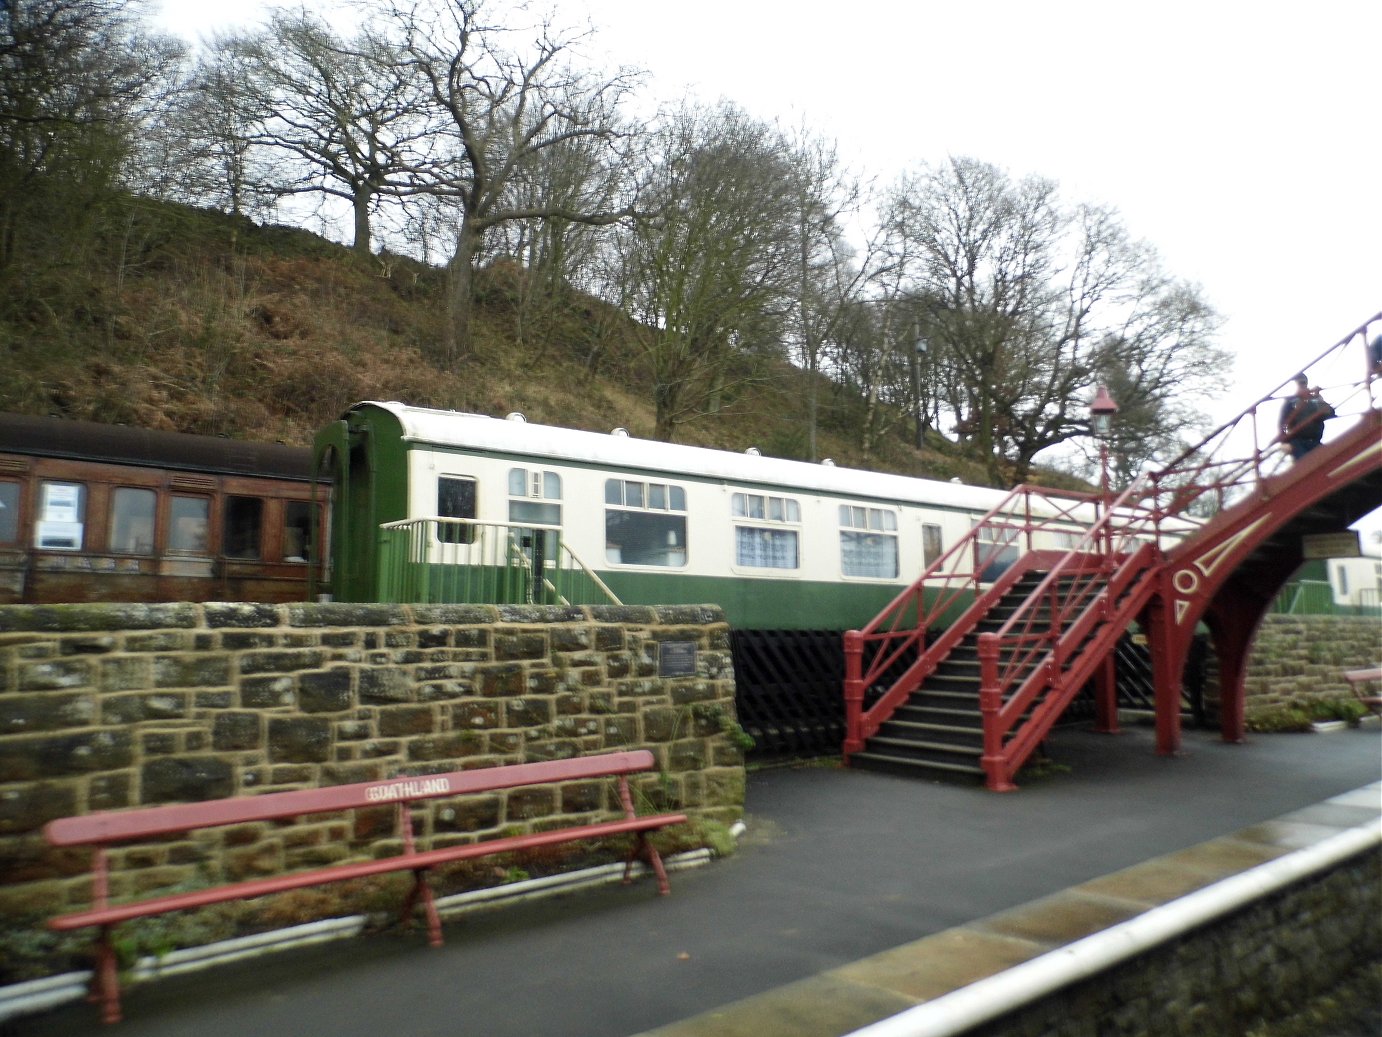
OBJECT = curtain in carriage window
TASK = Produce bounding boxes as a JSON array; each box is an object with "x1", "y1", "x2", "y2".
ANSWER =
[
  {"x1": 838, "y1": 505, "x2": 899, "y2": 578},
  {"x1": 732, "y1": 492, "x2": 800, "y2": 569}
]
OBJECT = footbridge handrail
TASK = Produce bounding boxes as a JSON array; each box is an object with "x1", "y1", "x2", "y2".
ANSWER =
[{"x1": 843, "y1": 310, "x2": 1382, "y2": 783}]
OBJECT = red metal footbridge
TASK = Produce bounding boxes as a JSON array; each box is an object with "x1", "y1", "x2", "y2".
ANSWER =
[{"x1": 844, "y1": 313, "x2": 1382, "y2": 790}]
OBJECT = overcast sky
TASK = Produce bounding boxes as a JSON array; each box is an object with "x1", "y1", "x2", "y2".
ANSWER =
[{"x1": 154, "y1": 0, "x2": 1381, "y2": 530}]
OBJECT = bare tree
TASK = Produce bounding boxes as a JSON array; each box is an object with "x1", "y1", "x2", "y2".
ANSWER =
[
  {"x1": 612, "y1": 101, "x2": 798, "y2": 441},
  {"x1": 781, "y1": 124, "x2": 875, "y2": 460},
  {"x1": 884, "y1": 157, "x2": 1224, "y2": 485},
  {"x1": 150, "y1": 40, "x2": 277, "y2": 227},
  {"x1": 215, "y1": 11, "x2": 442, "y2": 256},
  {"x1": 385, "y1": 0, "x2": 640, "y2": 362}
]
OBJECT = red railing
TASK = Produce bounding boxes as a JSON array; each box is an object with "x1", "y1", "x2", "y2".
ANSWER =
[
  {"x1": 844, "y1": 310, "x2": 1382, "y2": 782},
  {"x1": 842, "y1": 484, "x2": 1105, "y2": 755}
]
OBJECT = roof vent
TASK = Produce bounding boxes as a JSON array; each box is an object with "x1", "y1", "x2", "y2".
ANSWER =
[
  {"x1": 745, "y1": 447, "x2": 761, "y2": 456},
  {"x1": 505, "y1": 412, "x2": 527, "y2": 423},
  {"x1": 611, "y1": 427, "x2": 630, "y2": 437},
  {"x1": 821, "y1": 458, "x2": 835, "y2": 467}
]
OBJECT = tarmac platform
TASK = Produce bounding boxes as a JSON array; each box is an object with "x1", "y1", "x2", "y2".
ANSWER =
[{"x1": 3, "y1": 723, "x2": 1379, "y2": 1037}]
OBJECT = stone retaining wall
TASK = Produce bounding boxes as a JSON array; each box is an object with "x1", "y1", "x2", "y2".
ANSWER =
[
  {"x1": 973, "y1": 848, "x2": 1381, "y2": 1037},
  {"x1": 0, "y1": 602, "x2": 745, "y2": 981},
  {"x1": 1198, "y1": 614, "x2": 1380, "y2": 723}
]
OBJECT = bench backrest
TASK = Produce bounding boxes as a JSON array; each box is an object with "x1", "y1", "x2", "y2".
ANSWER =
[{"x1": 45, "y1": 750, "x2": 658, "y2": 847}]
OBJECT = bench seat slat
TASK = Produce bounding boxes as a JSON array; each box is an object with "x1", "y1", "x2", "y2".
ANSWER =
[
  {"x1": 45, "y1": 750, "x2": 659, "y2": 847},
  {"x1": 49, "y1": 812, "x2": 688, "y2": 932}
]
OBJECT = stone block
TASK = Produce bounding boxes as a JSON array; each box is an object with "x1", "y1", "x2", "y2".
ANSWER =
[
  {"x1": 299, "y1": 668, "x2": 354, "y2": 713},
  {"x1": 668, "y1": 738, "x2": 706, "y2": 771},
  {"x1": 642, "y1": 706, "x2": 680, "y2": 742},
  {"x1": 99, "y1": 656, "x2": 151, "y2": 693},
  {"x1": 213, "y1": 712, "x2": 262, "y2": 751},
  {"x1": 286, "y1": 602, "x2": 409, "y2": 628},
  {"x1": 550, "y1": 626, "x2": 590, "y2": 653},
  {"x1": 239, "y1": 649, "x2": 327, "y2": 675},
  {"x1": 0, "y1": 730, "x2": 134, "y2": 782},
  {"x1": 58, "y1": 636, "x2": 116, "y2": 655},
  {"x1": 378, "y1": 706, "x2": 435, "y2": 737},
  {"x1": 407, "y1": 732, "x2": 484, "y2": 762},
  {"x1": 204, "y1": 603, "x2": 283, "y2": 628},
  {"x1": 87, "y1": 773, "x2": 131, "y2": 811},
  {"x1": 479, "y1": 664, "x2": 524, "y2": 697},
  {"x1": 560, "y1": 780, "x2": 605, "y2": 814},
  {"x1": 142, "y1": 731, "x2": 178, "y2": 755},
  {"x1": 0, "y1": 782, "x2": 77, "y2": 835},
  {"x1": 417, "y1": 628, "x2": 450, "y2": 649},
  {"x1": 505, "y1": 786, "x2": 556, "y2": 820},
  {"x1": 18, "y1": 659, "x2": 92, "y2": 691},
  {"x1": 0, "y1": 692, "x2": 96, "y2": 733},
  {"x1": 359, "y1": 667, "x2": 412, "y2": 704},
  {"x1": 507, "y1": 697, "x2": 553, "y2": 728},
  {"x1": 408, "y1": 604, "x2": 499, "y2": 626},
  {"x1": 241, "y1": 675, "x2": 297, "y2": 708},
  {"x1": 495, "y1": 632, "x2": 548, "y2": 661},
  {"x1": 221, "y1": 631, "x2": 281, "y2": 650},
  {"x1": 268, "y1": 716, "x2": 332, "y2": 763},
  {"x1": 433, "y1": 795, "x2": 501, "y2": 834},
  {"x1": 124, "y1": 631, "x2": 189, "y2": 652},
  {"x1": 453, "y1": 701, "x2": 500, "y2": 729},
  {"x1": 141, "y1": 756, "x2": 235, "y2": 803},
  {"x1": 497, "y1": 605, "x2": 583, "y2": 624},
  {"x1": 0, "y1": 603, "x2": 197, "y2": 633},
  {"x1": 600, "y1": 716, "x2": 638, "y2": 745},
  {"x1": 102, "y1": 692, "x2": 189, "y2": 724}
]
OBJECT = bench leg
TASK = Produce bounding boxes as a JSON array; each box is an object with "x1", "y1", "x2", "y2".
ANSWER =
[
  {"x1": 88, "y1": 926, "x2": 122, "y2": 1024},
  {"x1": 401, "y1": 868, "x2": 444, "y2": 948},
  {"x1": 623, "y1": 833, "x2": 672, "y2": 896}
]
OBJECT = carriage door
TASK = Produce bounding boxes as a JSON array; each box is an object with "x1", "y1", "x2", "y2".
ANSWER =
[{"x1": 507, "y1": 468, "x2": 561, "y2": 602}]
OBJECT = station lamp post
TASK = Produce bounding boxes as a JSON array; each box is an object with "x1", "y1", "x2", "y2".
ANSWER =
[
  {"x1": 1089, "y1": 384, "x2": 1119, "y2": 496},
  {"x1": 913, "y1": 337, "x2": 928, "y2": 449}
]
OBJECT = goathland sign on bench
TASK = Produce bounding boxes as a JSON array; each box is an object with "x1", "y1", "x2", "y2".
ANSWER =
[{"x1": 44, "y1": 750, "x2": 687, "y2": 1025}]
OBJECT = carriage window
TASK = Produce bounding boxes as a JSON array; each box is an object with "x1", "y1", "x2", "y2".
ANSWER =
[
  {"x1": 732, "y1": 492, "x2": 800, "y2": 569},
  {"x1": 922, "y1": 523, "x2": 943, "y2": 566},
  {"x1": 507, "y1": 468, "x2": 561, "y2": 525},
  {"x1": 976, "y1": 522, "x2": 1020, "y2": 582},
  {"x1": 839, "y1": 505, "x2": 898, "y2": 578},
  {"x1": 437, "y1": 476, "x2": 477, "y2": 544},
  {"x1": 169, "y1": 495, "x2": 210, "y2": 554},
  {"x1": 282, "y1": 501, "x2": 315, "y2": 562},
  {"x1": 35, "y1": 481, "x2": 86, "y2": 551},
  {"x1": 0, "y1": 481, "x2": 19, "y2": 544},
  {"x1": 605, "y1": 478, "x2": 687, "y2": 566},
  {"x1": 110, "y1": 488, "x2": 156, "y2": 555},
  {"x1": 223, "y1": 496, "x2": 263, "y2": 559}
]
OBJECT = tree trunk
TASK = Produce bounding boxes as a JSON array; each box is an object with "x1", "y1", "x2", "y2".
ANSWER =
[
  {"x1": 445, "y1": 216, "x2": 481, "y2": 364},
  {"x1": 352, "y1": 181, "x2": 372, "y2": 256}
]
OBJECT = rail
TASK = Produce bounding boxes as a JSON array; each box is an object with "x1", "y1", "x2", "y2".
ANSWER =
[{"x1": 376, "y1": 518, "x2": 621, "y2": 607}]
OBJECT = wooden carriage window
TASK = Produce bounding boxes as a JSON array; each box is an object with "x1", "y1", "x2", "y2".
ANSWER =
[
  {"x1": 110, "y1": 488, "x2": 156, "y2": 555},
  {"x1": 169, "y1": 495, "x2": 210, "y2": 554},
  {"x1": 0, "y1": 480, "x2": 19, "y2": 544},
  {"x1": 223, "y1": 496, "x2": 263, "y2": 559}
]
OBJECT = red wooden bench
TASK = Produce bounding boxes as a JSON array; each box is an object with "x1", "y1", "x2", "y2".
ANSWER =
[
  {"x1": 44, "y1": 749, "x2": 687, "y2": 1024},
  {"x1": 1342, "y1": 666, "x2": 1382, "y2": 716}
]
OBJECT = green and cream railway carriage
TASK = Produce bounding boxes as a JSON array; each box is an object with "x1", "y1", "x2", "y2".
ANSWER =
[{"x1": 312, "y1": 401, "x2": 1094, "y2": 632}]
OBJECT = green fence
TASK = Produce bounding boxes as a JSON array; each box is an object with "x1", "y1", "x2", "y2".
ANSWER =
[{"x1": 376, "y1": 518, "x2": 621, "y2": 607}]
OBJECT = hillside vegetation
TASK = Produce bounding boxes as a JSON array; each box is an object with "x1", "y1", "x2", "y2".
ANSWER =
[{"x1": 0, "y1": 199, "x2": 1007, "y2": 484}]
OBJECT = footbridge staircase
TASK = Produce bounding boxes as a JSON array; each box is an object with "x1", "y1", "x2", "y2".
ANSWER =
[{"x1": 844, "y1": 314, "x2": 1382, "y2": 790}]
